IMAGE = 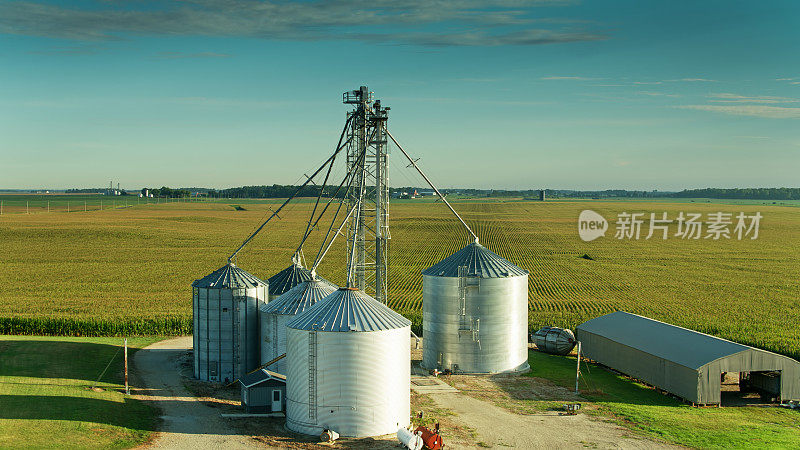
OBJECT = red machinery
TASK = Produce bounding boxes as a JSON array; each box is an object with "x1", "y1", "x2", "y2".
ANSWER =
[{"x1": 414, "y1": 423, "x2": 443, "y2": 450}]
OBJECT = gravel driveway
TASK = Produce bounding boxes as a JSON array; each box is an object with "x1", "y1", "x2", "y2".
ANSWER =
[{"x1": 133, "y1": 336, "x2": 264, "y2": 449}]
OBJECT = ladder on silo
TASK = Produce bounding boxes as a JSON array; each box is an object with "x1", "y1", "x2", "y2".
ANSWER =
[
  {"x1": 308, "y1": 331, "x2": 317, "y2": 422},
  {"x1": 458, "y1": 266, "x2": 468, "y2": 331},
  {"x1": 458, "y1": 266, "x2": 481, "y2": 344}
]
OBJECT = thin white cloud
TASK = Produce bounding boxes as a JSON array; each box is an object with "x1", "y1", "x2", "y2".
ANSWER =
[
  {"x1": 708, "y1": 93, "x2": 798, "y2": 104},
  {"x1": 776, "y1": 77, "x2": 796, "y2": 81},
  {"x1": 679, "y1": 104, "x2": 800, "y2": 119},
  {"x1": 633, "y1": 81, "x2": 662, "y2": 85},
  {"x1": 638, "y1": 91, "x2": 680, "y2": 98},
  {"x1": 540, "y1": 76, "x2": 596, "y2": 80},
  {"x1": 665, "y1": 78, "x2": 717, "y2": 82},
  {"x1": 664, "y1": 78, "x2": 719, "y2": 83},
  {"x1": 155, "y1": 52, "x2": 232, "y2": 59}
]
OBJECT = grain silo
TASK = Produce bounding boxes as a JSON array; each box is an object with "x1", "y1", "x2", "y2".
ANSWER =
[
  {"x1": 267, "y1": 260, "x2": 326, "y2": 301},
  {"x1": 285, "y1": 287, "x2": 411, "y2": 437},
  {"x1": 192, "y1": 262, "x2": 267, "y2": 382},
  {"x1": 421, "y1": 242, "x2": 530, "y2": 374},
  {"x1": 259, "y1": 278, "x2": 338, "y2": 374}
]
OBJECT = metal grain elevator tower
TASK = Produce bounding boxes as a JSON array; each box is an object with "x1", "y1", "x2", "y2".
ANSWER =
[{"x1": 343, "y1": 86, "x2": 390, "y2": 302}]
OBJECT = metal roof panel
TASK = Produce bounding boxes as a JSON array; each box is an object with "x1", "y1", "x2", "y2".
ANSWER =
[
  {"x1": 260, "y1": 279, "x2": 338, "y2": 315},
  {"x1": 287, "y1": 288, "x2": 410, "y2": 332},
  {"x1": 577, "y1": 311, "x2": 750, "y2": 370},
  {"x1": 422, "y1": 242, "x2": 528, "y2": 278},
  {"x1": 267, "y1": 263, "x2": 335, "y2": 296},
  {"x1": 192, "y1": 263, "x2": 267, "y2": 289}
]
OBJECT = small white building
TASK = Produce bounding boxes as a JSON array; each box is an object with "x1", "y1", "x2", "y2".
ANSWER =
[{"x1": 239, "y1": 369, "x2": 287, "y2": 414}]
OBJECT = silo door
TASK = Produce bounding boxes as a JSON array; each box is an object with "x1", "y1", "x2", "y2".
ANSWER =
[{"x1": 271, "y1": 389, "x2": 282, "y2": 412}]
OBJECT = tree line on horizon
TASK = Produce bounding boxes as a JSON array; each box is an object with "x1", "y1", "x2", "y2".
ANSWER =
[{"x1": 64, "y1": 186, "x2": 800, "y2": 200}]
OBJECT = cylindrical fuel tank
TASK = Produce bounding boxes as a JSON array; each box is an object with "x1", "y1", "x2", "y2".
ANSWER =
[{"x1": 533, "y1": 327, "x2": 576, "y2": 355}]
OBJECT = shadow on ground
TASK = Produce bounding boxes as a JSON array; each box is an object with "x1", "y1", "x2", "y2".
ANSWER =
[{"x1": 0, "y1": 340, "x2": 131, "y2": 383}]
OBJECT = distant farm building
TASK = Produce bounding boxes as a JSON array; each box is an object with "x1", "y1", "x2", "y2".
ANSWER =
[{"x1": 577, "y1": 312, "x2": 800, "y2": 405}]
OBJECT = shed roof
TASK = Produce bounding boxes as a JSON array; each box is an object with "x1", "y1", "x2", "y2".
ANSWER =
[
  {"x1": 287, "y1": 288, "x2": 410, "y2": 332},
  {"x1": 260, "y1": 279, "x2": 338, "y2": 315},
  {"x1": 238, "y1": 368, "x2": 286, "y2": 388},
  {"x1": 192, "y1": 263, "x2": 266, "y2": 289},
  {"x1": 267, "y1": 263, "x2": 334, "y2": 296},
  {"x1": 422, "y1": 242, "x2": 528, "y2": 278},
  {"x1": 577, "y1": 311, "x2": 750, "y2": 370}
]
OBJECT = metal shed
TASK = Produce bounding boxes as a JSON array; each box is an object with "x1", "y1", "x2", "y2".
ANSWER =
[
  {"x1": 239, "y1": 369, "x2": 287, "y2": 414},
  {"x1": 576, "y1": 312, "x2": 800, "y2": 404}
]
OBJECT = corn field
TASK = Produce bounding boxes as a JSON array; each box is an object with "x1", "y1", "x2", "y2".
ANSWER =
[{"x1": 0, "y1": 197, "x2": 798, "y2": 359}]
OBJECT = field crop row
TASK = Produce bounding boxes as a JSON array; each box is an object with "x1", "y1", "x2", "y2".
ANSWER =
[{"x1": 1, "y1": 198, "x2": 798, "y2": 360}]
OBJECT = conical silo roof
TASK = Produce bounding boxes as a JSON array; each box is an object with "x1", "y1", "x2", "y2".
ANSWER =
[
  {"x1": 422, "y1": 242, "x2": 528, "y2": 278},
  {"x1": 267, "y1": 263, "x2": 335, "y2": 297},
  {"x1": 287, "y1": 288, "x2": 410, "y2": 332},
  {"x1": 192, "y1": 262, "x2": 267, "y2": 289},
  {"x1": 260, "y1": 279, "x2": 338, "y2": 315}
]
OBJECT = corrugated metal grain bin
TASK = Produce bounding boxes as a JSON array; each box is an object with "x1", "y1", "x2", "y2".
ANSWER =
[
  {"x1": 577, "y1": 312, "x2": 800, "y2": 404},
  {"x1": 192, "y1": 263, "x2": 267, "y2": 382},
  {"x1": 285, "y1": 287, "x2": 411, "y2": 437},
  {"x1": 259, "y1": 278, "x2": 337, "y2": 374},
  {"x1": 422, "y1": 242, "x2": 530, "y2": 374},
  {"x1": 267, "y1": 261, "x2": 333, "y2": 301}
]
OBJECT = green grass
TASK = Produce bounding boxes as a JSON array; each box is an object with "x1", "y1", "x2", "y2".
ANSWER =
[
  {"x1": 527, "y1": 351, "x2": 800, "y2": 449},
  {"x1": 0, "y1": 335, "x2": 162, "y2": 449}
]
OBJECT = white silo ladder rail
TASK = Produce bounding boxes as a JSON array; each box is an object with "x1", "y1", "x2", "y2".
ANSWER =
[
  {"x1": 385, "y1": 128, "x2": 479, "y2": 244},
  {"x1": 308, "y1": 331, "x2": 318, "y2": 422},
  {"x1": 227, "y1": 116, "x2": 355, "y2": 262}
]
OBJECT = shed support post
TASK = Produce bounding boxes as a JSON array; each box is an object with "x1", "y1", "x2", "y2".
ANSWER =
[
  {"x1": 124, "y1": 337, "x2": 130, "y2": 395},
  {"x1": 575, "y1": 341, "x2": 582, "y2": 395}
]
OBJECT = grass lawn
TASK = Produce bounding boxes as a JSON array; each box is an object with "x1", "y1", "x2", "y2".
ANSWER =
[
  {"x1": 0, "y1": 335, "x2": 162, "y2": 449},
  {"x1": 527, "y1": 350, "x2": 800, "y2": 449}
]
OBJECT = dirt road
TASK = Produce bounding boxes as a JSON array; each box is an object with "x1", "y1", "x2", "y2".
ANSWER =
[
  {"x1": 134, "y1": 337, "x2": 675, "y2": 449},
  {"x1": 133, "y1": 336, "x2": 263, "y2": 449},
  {"x1": 427, "y1": 391, "x2": 672, "y2": 449}
]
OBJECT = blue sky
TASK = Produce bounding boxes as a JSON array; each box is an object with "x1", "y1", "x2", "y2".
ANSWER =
[{"x1": 0, "y1": 0, "x2": 798, "y2": 190}]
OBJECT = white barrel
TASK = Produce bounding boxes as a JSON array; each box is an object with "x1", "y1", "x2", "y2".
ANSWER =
[
  {"x1": 320, "y1": 429, "x2": 340, "y2": 442},
  {"x1": 397, "y1": 428, "x2": 423, "y2": 450}
]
